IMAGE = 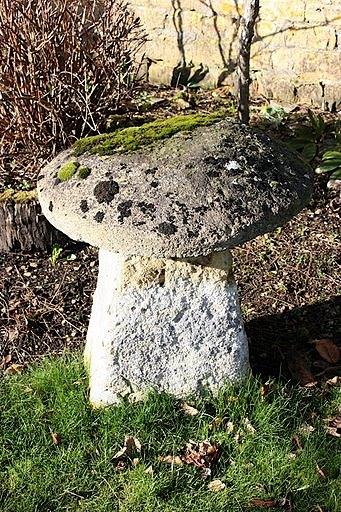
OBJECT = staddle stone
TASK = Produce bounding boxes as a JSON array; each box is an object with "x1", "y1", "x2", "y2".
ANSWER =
[{"x1": 38, "y1": 115, "x2": 313, "y2": 405}]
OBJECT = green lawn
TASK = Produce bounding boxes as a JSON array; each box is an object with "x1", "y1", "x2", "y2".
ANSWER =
[{"x1": 0, "y1": 355, "x2": 340, "y2": 512}]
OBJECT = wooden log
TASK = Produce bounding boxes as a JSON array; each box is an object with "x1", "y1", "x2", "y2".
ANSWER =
[{"x1": 0, "y1": 189, "x2": 56, "y2": 253}]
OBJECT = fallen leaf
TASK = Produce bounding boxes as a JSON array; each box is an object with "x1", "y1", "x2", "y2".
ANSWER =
[
  {"x1": 182, "y1": 440, "x2": 220, "y2": 471},
  {"x1": 181, "y1": 402, "x2": 199, "y2": 416},
  {"x1": 160, "y1": 440, "x2": 220, "y2": 476},
  {"x1": 51, "y1": 432, "x2": 61, "y2": 445},
  {"x1": 5, "y1": 363, "x2": 25, "y2": 375},
  {"x1": 125, "y1": 435, "x2": 141, "y2": 453},
  {"x1": 226, "y1": 421, "x2": 234, "y2": 433},
  {"x1": 115, "y1": 460, "x2": 126, "y2": 471},
  {"x1": 113, "y1": 436, "x2": 142, "y2": 459},
  {"x1": 291, "y1": 435, "x2": 303, "y2": 453},
  {"x1": 208, "y1": 479, "x2": 226, "y2": 492},
  {"x1": 314, "y1": 339, "x2": 340, "y2": 364},
  {"x1": 159, "y1": 455, "x2": 183, "y2": 466},
  {"x1": 248, "y1": 498, "x2": 277, "y2": 508},
  {"x1": 112, "y1": 446, "x2": 127, "y2": 459},
  {"x1": 325, "y1": 413, "x2": 341, "y2": 438},
  {"x1": 244, "y1": 417, "x2": 256, "y2": 434},
  {"x1": 299, "y1": 424, "x2": 315, "y2": 435},
  {"x1": 287, "y1": 352, "x2": 317, "y2": 387},
  {"x1": 326, "y1": 376, "x2": 341, "y2": 386},
  {"x1": 145, "y1": 465, "x2": 153, "y2": 475},
  {"x1": 132, "y1": 458, "x2": 140, "y2": 466},
  {"x1": 261, "y1": 383, "x2": 270, "y2": 398}
]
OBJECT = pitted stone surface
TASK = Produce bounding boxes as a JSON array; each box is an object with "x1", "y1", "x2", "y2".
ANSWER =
[
  {"x1": 84, "y1": 249, "x2": 249, "y2": 406},
  {"x1": 38, "y1": 119, "x2": 313, "y2": 258}
]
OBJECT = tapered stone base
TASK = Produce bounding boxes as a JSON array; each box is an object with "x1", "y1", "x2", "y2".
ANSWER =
[{"x1": 85, "y1": 249, "x2": 249, "y2": 406}]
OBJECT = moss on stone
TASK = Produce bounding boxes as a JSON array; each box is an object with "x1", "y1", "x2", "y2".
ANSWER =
[
  {"x1": 58, "y1": 161, "x2": 80, "y2": 182},
  {"x1": 73, "y1": 110, "x2": 227, "y2": 157},
  {"x1": 78, "y1": 166, "x2": 91, "y2": 179},
  {"x1": 0, "y1": 188, "x2": 37, "y2": 203}
]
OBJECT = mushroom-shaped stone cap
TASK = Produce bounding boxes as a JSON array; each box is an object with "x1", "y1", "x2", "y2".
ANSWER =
[{"x1": 38, "y1": 117, "x2": 313, "y2": 258}]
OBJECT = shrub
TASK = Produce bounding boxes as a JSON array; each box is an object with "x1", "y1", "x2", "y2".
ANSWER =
[{"x1": 0, "y1": 0, "x2": 146, "y2": 178}]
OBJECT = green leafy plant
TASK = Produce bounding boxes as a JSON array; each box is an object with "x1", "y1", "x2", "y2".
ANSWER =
[
  {"x1": 260, "y1": 104, "x2": 286, "y2": 127},
  {"x1": 288, "y1": 110, "x2": 326, "y2": 161},
  {"x1": 316, "y1": 150, "x2": 341, "y2": 180},
  {"x1": 50, "y1": 244, "x2": 63, "y2": 266}
]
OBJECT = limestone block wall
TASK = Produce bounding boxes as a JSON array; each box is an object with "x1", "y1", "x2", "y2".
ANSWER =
[{"x1": 129, "y1": 0, "x2": 341, "y2": 109}]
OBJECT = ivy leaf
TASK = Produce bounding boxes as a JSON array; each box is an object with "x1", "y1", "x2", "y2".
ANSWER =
[
  {"x1": 302, "y1": 142, "x2": 317, "y2": 161},
  {"x1": 316, "y1": 160, "x2": 341, "y2": 174},
  {"x1": 322, "y1": 150, "x2": 341, "y2": 160},
  {"x1": 330, "y1": 168, "x2": 341, "y2": 179}
]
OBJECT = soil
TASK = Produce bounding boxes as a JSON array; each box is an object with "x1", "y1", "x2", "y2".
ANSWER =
[{"x1": 0, "y1": 86, "x2": 340, "y2": 384}]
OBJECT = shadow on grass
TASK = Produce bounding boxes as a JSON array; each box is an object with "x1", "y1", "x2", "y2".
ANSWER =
[{"x1": 247, "y1": 295, "x2": 341, "y2": 381}]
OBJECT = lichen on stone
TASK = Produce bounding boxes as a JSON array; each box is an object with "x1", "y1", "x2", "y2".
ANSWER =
[
  {"x1": 0, "y1": 188, "x2": 37, "y2": 203},
  {"x1": 78, "y1": 166, "x2": 91, "y2": 179},
  {"x1": 72, "y1": 110, "x2": 227, "y2": 157},
  {"x1": 57, "y1": 161, "x2": 80, "y2": 182}
]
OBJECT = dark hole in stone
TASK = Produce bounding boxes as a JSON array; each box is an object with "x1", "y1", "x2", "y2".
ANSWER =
[
  {"x1": 48, "y1": 201, "x2": 53, "y2": 212},
  {"x1": 158, "y1": 222, "x2": 177, "y2": 235},
  {"x1": 150, "y1": 180, "x2": 159, "y2": 188},
  {"x1": 94, "y1": 180, "x2": 119, "y2": 204},
  {"x1": 94, "y1": 211, "x2": 105, "y2": 223},
  {"x1": 158, "y1": 268, "x2": 166, "y2": 286},
  {"x1": 80, "y1": 200, "x2": 89, "y2": 213},
  {"x1": 117, "y1": 200, "x2": 133, "y2": 223}
]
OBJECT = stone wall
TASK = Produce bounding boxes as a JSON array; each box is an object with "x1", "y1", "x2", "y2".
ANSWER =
[{"x1": 129, "y1": 0, "x2": 341, "y2": 109}]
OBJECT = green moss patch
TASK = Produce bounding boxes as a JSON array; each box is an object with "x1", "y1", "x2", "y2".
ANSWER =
[
  {"x1": 78, "y1": 165, "x2": 91, "y2": 179},
  {"x1": 73, "y1": 110, "x2": 227, "y2": 157},
  {"x1": 57, "y1": 161, "x2": 80, "y2": 182},
  {"x1": 0, "y1": 188, "x2": 37, "y2": 203}
]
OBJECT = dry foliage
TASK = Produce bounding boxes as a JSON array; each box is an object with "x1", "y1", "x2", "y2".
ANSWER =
[{"x1": 0, "y1": 0, "x2": 146, "y2": 176}]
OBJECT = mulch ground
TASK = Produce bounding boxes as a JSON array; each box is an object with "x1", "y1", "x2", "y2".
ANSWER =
[{"x1": 0, "y1": 87, "x2": 340, "y2": 384}]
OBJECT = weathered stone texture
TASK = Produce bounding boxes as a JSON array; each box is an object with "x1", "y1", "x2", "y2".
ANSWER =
[
  {"x1": 38, "y1": 119, "x2": 313, "y2": 258},
  {"x1": 129, "y1": 0, "x2": 341, "y2": 109},
  {"x1": 85, "y1": 249, "x2": 249, "y2": 406}
]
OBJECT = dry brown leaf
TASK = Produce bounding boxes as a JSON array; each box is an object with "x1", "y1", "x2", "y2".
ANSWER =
[
  {"x1": 5, "y1": 363, "x2": 25, "y2": 375},
  {"x1": 326, "y1": 376, "x2": 341, "y2": 386},
  {"x1": 314, "y1": 339, "x2": 340, "y2": 364},
  {"x1": 291, "y1": 435, "x2": 303, "y2": 453},
  {"x1": 325, "y1": 413, "x2": 341, "y2": 438},
  {"x1": 261, "y1": 383, "x2": 270, "y2": 398},
  {"x1": 51, "y1": 432, "x2": 61, "y2": 445},
  {"x1": 287, "y1": 352, "x2": 317, "y2": 387},
  {"x1": 113, "y1": 446, "x2": 127, "y2": 459},
  {"x1": 159, "y1": 455, "x2": 183, "y2": 466},
  {"x1": 113, "y1": 435, "x2": 142, "y2": 459},
  {"x1": 181, "y1": 402, "x2": 199, "y2": 416},
  {"x1": 208, "y1": 479, "x2": 226, "y2": 492},
  {"x1": 125, "y1": 435, "x2": 141, "y2": 453},
  {"x1": 248, "y1": 498, "x2": 277, "y2": 508},
  {"x1": 115, "y1": 460, "x2": 126, "y2": 471}
]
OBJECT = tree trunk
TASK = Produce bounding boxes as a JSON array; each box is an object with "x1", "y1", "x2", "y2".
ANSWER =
[
  {"x1": 0, "y1": 190, "x2": 55, "y2": 253},
  {"x1": 237, "y1": 0, "x2": 260, "y2": 124}
]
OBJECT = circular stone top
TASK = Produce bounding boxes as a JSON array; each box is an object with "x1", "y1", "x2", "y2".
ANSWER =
[{"x1": 38, "y1": 117, "x2": 313, "y2": 258}]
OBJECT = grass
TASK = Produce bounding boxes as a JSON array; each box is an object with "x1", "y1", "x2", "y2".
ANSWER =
[{"x1": 0, "y1": 354, "x2": 340, "y2": 512}]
